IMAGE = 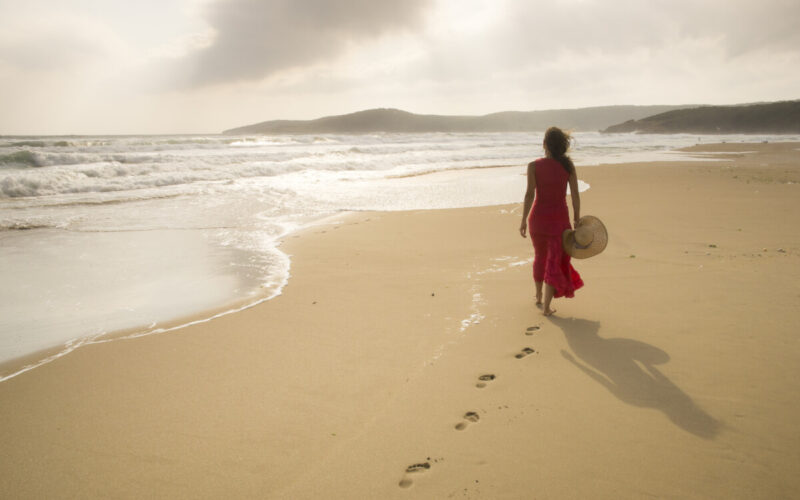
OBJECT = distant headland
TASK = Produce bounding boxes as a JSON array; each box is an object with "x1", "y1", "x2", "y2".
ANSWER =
[
  {"x1": 223, "y1": 100, "x2": 800, "y2": 135},
  {"x1": 600, "y1": 100, "x2": 800, "y2": 134},
  {"x1": 223, "y1": 105, "x2": 687, "y2": 135}
]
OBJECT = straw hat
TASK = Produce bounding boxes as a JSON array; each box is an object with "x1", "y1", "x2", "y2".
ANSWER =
[{"x1": 562, "y1": 216, "x2": 608, "y2": 259}]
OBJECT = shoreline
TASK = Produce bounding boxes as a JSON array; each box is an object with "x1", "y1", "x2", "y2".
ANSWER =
[
  {"x1": 0, "y1": 148, "x2": 726, "y2": 381},
  {"x1": 1, "y1": 142, "x2": 799, "y2": 498},
  {"x1": 1, "y1": 141, "x2": 795, "y2": 381},
  {"x1": 0, "y1": 210, "x2": 362, "y2": 382},
  {"x1": 1, "y1": 134, "x2": 794, "y2": 378}
]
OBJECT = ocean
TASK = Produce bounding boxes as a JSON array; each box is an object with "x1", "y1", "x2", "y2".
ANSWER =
[{"x1": 1, "y1": 131, "x2": 795, "y2": 379}]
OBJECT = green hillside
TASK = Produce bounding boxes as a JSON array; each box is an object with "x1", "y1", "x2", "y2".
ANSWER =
[
  {"x1": 223, "y1": 105, "x2": 689, "y2": 135},
  {"x1": 602, "y1": 101, "x2": 800, "y2": 134}
]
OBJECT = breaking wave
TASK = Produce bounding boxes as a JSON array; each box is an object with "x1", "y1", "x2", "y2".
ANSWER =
[{"x1": 0, "y1": 133, "x2": 530, "y2": 199}]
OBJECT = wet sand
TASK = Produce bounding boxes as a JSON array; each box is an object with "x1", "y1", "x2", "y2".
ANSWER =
[{"x1": 1, "y1": 142, "x2": 799, "y2": 498}]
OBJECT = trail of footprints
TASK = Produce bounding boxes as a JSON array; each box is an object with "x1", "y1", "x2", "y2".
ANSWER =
[
  {"x1": 515, "y1": 347, "x2": 536, "y2": 359},
  {"x1": 475, "y1": 373, "x2": 495, "y2": 388},
  {"x1": 398, "y1": 462, "x2": 430, "y2": 489},
  {"x1": 455, "y1": 411, "x2": 480, "y2": 430},
  {"x1": 399, "y1": 323, "x2": 542, "y2": 489},
  {"x1": 399, "y1": 458, "x2": 442, "y2": 489}
]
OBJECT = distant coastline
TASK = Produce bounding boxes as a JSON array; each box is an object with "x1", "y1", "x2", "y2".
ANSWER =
[
  {"x1": 223, "y1": 100, "x2": 800, "y2": 135},
  {"x1": 222, "y1": 105, "x2": 689, "y2": 135},
  {"x1": 601, "y1": 100, "x2": 800, "y2": 134}
]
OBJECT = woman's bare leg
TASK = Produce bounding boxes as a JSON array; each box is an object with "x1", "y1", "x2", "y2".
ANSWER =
[
  {"x1": 535, "y1": 281, "x2": 543, "y2": 306},
  {"x1": 543, "y1": 283, "x2": 556, "y2": 316}
]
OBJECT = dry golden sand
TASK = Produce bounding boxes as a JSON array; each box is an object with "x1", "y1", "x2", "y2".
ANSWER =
[{"x1": 1, "y1": 142, "x2": 799, "y2": 499}]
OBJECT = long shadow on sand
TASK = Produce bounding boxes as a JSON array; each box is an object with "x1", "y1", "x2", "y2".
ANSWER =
[{"x1": 549, "y1": 316, "x2": 720, "y2": 439}]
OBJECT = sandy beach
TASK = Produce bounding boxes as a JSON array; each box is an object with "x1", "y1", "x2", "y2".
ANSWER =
[{"x1": 1, "y1": 142, "x2": 799, "y2": 499}]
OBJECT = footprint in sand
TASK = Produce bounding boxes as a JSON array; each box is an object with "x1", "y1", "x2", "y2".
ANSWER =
[
  {"x1": 399, "y1": 462, "x2": 431, "y2": 488},
  {"x1": 476, "y1": 374, "x2": 495, "y2": 388},
  {"x1": 455, "y1": 411, "x2": 480, "y2": 431},
  {"x1": 515, "y1": 347, "x2": 536, "y2": 359},
  {"x1": 525, "y1": 325, "x2": 540, "y2": 336}
]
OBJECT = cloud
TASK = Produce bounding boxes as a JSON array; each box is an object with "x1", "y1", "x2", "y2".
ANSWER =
[
  {"x1": 495, "y1": 0, "x2": 800, "y2": 62},
  {"x1": 2, "y1": 0, "x2": 798, "y2": 134},
  {"x1": 181, "y1": 0, "x2": 432, "y2": 86},
  {"x1": 675, "y1": 1, "x2": 800, "y2": 56},
  {"x1": 0, "y1": 13, "x2": 126, "y2": 73},
  {"x1": 404, "y1": 0, "x2": 800, "y2": 102}
]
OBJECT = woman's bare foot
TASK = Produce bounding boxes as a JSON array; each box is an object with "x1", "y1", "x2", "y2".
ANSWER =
[
  {"x1": 535, "y1": 295, "x2": 543, "y2": 306},
  {"x1": 543, "y1": 307, "x2": 556, "y2": 316}
]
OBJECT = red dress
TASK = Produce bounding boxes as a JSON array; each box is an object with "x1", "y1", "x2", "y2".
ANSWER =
[{"x1": 528, "y1": 158, "x2": 584, "y2": 298}]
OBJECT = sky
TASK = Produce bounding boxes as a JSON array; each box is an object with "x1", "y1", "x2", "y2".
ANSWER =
[{"x1": 0, "y1": 0, "x2": 798, "y2": 135}]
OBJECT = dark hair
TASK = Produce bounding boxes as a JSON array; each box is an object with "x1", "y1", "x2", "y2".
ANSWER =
[{"x1": 543, "y1": 126, "x2": 574, "y2": 175}]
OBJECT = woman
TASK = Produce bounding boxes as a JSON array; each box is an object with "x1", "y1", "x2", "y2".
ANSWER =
[{"x1": 519, "y1": 127, "x2": 584, "y2": 316}]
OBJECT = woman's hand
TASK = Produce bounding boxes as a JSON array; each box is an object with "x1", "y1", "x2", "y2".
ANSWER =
[{"x1": 519, "y1": 220, "x2": 528, "y2": 238}]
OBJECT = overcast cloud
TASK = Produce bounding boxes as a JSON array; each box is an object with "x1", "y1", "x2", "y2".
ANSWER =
[
  {"x1": 0, "y1": 0, "x2": 797, "y2": 134},
  {"x1": 183, "y1": 0, "x2": 431, "y2": 86}
]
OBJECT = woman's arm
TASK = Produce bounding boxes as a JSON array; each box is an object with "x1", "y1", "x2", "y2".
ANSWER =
[
  {"x1": 520, "y1": 162, "x2": 536, "y2": 237},
  {"x1": 568, "y1": 168, "x2": 580, "y2": 226}
]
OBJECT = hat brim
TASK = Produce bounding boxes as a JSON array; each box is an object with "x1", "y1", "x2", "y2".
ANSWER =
[{"x1": 562, "y1": 216, "x2": 608, "y2": 259}]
